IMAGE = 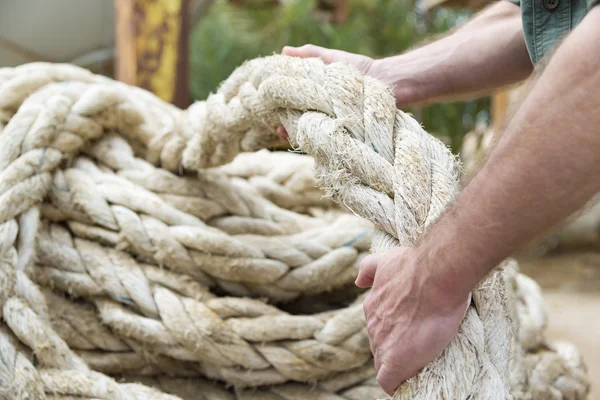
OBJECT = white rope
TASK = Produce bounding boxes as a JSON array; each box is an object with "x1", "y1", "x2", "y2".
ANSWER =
[{"x1": 0, "y1": 57, "x2": 590, "y2": 400}]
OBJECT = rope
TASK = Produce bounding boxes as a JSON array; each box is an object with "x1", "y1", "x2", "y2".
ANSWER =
[
  {"x1": 0, "y1": 56, "x2": 590, "y2": 399},
  {"x1": 203, "y1": 55, "x2": 513, "y2": 399}
]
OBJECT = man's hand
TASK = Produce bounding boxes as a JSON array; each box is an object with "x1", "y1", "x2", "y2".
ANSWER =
[
  {"x1": 282, "y1": 45, "x2": 375, "y2": 75},
  {"x1": 276, "y1": 45, "x2": 375, "y2": 140},
  {"x1": 280, "y1": 2, "x2": 528, "y2": 110},
  {"x1": 356, "y1": 247, "x2": 469, "y2": 395}
]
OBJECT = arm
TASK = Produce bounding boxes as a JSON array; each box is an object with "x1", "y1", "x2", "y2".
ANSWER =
[
  {"x1": 421, "y1": 5, "x2": 600, "y2": 301},
  {"x1": 356, "y1": 6, "x2": 600, "y2": 395},
  {"x1": 284, "y1": 1, "x2": 532, "y2": 107}
]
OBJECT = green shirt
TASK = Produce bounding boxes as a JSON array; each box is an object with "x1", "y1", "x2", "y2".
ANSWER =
[{"x1": 508, "y1": 0, "x2": 599, "y2": 64}]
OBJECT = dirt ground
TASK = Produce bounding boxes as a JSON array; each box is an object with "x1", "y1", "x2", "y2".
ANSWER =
[{"x1": 519, "y1": 251, "x2": 600, "y2": 399}]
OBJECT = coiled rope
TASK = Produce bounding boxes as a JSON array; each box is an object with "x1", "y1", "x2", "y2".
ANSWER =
[{"x1": 0, "y1": 56, "x2": 589, "y2": 399}]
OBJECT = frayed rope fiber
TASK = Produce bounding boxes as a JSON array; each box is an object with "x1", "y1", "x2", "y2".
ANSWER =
[{"x1": 0, "y1": 55, "x2": 589, "y2": 399}]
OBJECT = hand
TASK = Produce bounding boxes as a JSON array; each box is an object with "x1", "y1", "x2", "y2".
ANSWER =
[
  {"x1": 276, "y1": 45, "x2": 377, "y2": 141},
  {"x1": 282, "y1": 44, "x2": 375, "y2": 75},
  {"x1": 356, "y1": 246, "x2": 470, "y2": 395}
]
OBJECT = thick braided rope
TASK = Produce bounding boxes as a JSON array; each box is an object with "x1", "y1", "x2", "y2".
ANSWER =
[
  {"x1": 0, "y1": 205, "x2": 385, "y2": 399},
  {"x1": 169, "y1": 55, "x2": 589, "y2": 398},
  {"x1": 218, "y1": 149, "x2": 337, "y2": 212},
  {"x1": 162, "y1": 55, "x2": 513, "y2": 398},
  {"x1": 0, "y1": 199, "x2": 585, "y2": 400},
  {"x1": 0, "y1": 67, "x2": 372, "y2": 300},
  {"x1": 3, "y1": 137, "x2": 372, "y2": 301},
  {"x1": 0, "y1": 222, "x2": 384, "y2": 400},
  {"x1": 0, "y1": 63, "x2": 379, "y2": 389},
  {"x1": 2, "y1": 160, "x2": 377, "y2": 389},
  {"x1": 0, "y1": 217, "x2": 182, "y2": 400},
  {"x1": 0, "y1": 58, "x2": 589, "y2": 399},
  {"x1": 33, "y1": 224, "x2": 373, "y2": 387},
  {"x1": 0, "y1": 62, "x2": 385, "y2": 398}
]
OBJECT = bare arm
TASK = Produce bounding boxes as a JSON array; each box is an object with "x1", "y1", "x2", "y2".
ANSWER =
[
  {"x1": 421, "y1": 6, "x2": 600, "y2": 298},
  {"x1": 372, "y1": 1, "x2": 531, "y2": 105},
  {"x1": 355, "y1": 6, "x2": 600, "y2": 395},
  {"x1": 284, "y1": 1, "x2": 532, "y2": 107}
]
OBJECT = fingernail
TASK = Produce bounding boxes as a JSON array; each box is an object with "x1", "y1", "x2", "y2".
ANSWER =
[{"x1": 276, "y1": 126, "x2": 289, "y2": 140}]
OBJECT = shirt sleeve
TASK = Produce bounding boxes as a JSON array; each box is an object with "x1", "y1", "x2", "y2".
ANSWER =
[
  {"x1": 588, "y1": 0, "x2": 599, "y2": 9},
  {"x1": 506, "y1": 0, "x2": 521, "y2": 6}
]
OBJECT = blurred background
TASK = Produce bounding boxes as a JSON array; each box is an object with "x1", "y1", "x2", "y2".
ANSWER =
[
  {"x1": 0, "y1": 0, "x2": 488, "y2": 153},
  {"x1": 189, "y1": 0, "x2": 488, "y2": 153},
  {"x1": 1, "y1": 0, "x2": 599, "y2": 397}
]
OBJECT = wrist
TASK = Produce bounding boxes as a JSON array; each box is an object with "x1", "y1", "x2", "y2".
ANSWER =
[
  {"x1": 414, "y1": 226, "x2": 481, "y2": 308},
  {"x1": 369, "y1": 57, "x2": 434, "y2": 107}
]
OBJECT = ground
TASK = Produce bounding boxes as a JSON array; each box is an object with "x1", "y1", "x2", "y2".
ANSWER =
[{"x1": 519, "y1": 251, "x2": 600, "y2": 399}]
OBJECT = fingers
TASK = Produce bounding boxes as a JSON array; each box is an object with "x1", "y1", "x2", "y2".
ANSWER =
[
  {"x1": 373, "y1": 348, "x2": 383, "y2": 372},
  {"x1": 282, "y1": 44, "x2": 328, "y2": 59},
  {"x1": 364, "y1": 297, "x2": 378, "y2": 357},
  {"x1": 377, "y1": 363, "x2": 401, "y2": 396},
  {"x1": 276, "y1": 126, "x2": 289, "y2": 140},
  {"x1": 355, "y1": 253, "x2": 378, "y2": 288}
]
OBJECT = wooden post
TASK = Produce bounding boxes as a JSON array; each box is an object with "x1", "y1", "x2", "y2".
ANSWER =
[
  {"x1": 315, "y1": 0, "x2": 348, "y2": 24},
  {"x1": 115, "y1": 0, "x2": 190, "y2": 108},
  {"x1": 491, "y1": 90, "x2": 510, "y2": 131}
]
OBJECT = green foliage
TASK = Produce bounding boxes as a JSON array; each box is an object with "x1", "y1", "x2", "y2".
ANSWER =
[{"x1": 190, "y1": 0, "x2": 489, "y2": 152}]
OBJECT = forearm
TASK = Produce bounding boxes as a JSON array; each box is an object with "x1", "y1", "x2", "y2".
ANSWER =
[
  {"x1": 371, "y1": 1, "x2": 532, "y2": 106},
  {"x1": 421, "y1": 7, "x2": 600, "y2": 299}
]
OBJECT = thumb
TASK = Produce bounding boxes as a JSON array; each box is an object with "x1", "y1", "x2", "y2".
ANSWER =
[
  {"x1": 355, "y1": 253, "x2": 378, "y2": 288},
  {"x1": 376, "y1": 363, "x2": 402, "y2": 396}
]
